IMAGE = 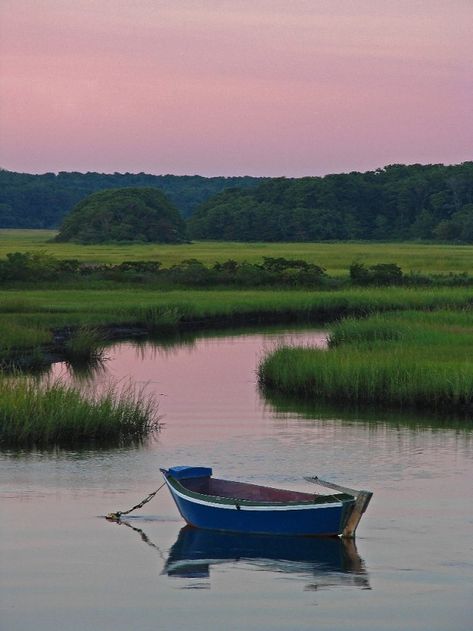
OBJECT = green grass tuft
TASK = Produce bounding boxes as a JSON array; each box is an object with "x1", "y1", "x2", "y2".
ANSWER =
[
  {"x1": 63, "y1": 326, "x2": 105, "y2": 363},
  {"x1": 0, "y1": 377, "x2": 160, "y2": 447}
]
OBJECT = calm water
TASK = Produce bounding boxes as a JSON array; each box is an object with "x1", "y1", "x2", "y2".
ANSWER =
[{"x1": 1, "y1": 327, "x2": 472, "y2": 631}]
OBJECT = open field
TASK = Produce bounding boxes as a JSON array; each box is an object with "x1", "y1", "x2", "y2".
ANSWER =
[{"x1": 1, "y1": 229, "x2": 473, "y2": 276}]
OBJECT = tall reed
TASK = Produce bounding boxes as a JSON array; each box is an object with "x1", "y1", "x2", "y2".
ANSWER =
[
  {"x1": 258, "y1": 310, "x2": 473, "y2": 414},
  {"x1": 63, "y1": 326, "x2": 105, "y2": 363},
  {"x1": 0, "y1": 377, "x2": 159, "y2": 446}
]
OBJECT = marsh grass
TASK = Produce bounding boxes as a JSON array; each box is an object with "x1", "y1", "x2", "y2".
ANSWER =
[
  {"x1": 1, "y1": 287, "x2": 473, "y2": 366},
  {"x1": 0, "y1": 321, "x2": 51, "y2": 350},
  {"x1": 0, "y1": 377, "x2": 160, "y2": 447},
  {"x1": 137, "y1": 304, "x2": 192, "y2": 332},
  {"x1": 63, "y1": 326, "x2": 106, "y2": 363},
  {"x1": 258, "y1": 310, "x2": 473, "y2": 414}
]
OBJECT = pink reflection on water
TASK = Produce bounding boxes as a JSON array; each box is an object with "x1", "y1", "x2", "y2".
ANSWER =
[{"x1": 49, "y1": 329, "x2": 328, "y2": 446}]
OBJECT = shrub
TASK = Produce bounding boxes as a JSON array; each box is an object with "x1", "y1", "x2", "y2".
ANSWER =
[{"x1": 350, "y1": 261, "x2": 404, "y2": 285}]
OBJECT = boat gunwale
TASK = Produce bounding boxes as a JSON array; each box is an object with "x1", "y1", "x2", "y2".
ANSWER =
[{"x1": 164, "y1": 472, "x2": 355, "y2": 508}]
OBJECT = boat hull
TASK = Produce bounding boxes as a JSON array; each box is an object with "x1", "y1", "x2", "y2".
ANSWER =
[{"x1": 162, "y1": 468, "x2": 354, "y2": 537}]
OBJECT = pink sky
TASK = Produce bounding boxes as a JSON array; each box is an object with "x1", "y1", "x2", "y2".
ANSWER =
[{"x1": 0, "y1": 0, "x2": 472, "y2": 176}]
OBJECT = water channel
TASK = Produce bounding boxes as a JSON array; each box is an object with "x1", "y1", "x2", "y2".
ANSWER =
[{"x1": 1, "y1": 326, "x2": 472, "y2": 630}]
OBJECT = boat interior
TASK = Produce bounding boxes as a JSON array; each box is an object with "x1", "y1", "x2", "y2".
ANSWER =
[{"x1": 180, "y1": 476, "x2": 320, "y2": 502}]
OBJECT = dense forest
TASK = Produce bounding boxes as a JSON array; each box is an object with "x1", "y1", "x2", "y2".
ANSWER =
[
  {"x1": 1, "y1": 163, "x2": 473, "y2": 242},
  {"x1": 0, "y1": 170, "x2": 263, "y2": 228},
  {"x1": 189, "y1": 162, "x2": 473, "y2": 242}
]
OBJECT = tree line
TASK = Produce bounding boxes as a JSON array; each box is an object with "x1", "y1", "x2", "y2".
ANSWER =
[
  {"x1": 0, "y1": 170, "x2": 263, "y2": 228},
  {"x1": 188, "y1": 162, "x2": 473, "y2": 242},
  {"x1": 1, "y1": 162, "x2": 473, "y2": 243}
]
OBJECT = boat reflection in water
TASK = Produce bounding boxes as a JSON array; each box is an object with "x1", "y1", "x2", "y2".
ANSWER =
[{"x1": 163, "y1": 526, "x2": 369, "y2": 590}]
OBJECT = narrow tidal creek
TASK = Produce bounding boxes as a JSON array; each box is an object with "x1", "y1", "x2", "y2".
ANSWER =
[{"x1": 1, "y1": 326, "x2": 472, "y2": 631}]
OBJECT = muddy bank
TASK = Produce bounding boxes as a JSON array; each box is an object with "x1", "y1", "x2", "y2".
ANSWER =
[{"x1": 2, "y1": 308, "x2": 330, "y2": 371}]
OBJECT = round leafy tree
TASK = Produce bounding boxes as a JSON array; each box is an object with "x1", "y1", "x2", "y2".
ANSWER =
[{"x1": 55, "y1": 187, "x2": 186, "y2": 243}]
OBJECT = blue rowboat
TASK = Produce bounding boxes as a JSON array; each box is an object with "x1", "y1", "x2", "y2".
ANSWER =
[{"x1": 160, "y1": 466, "x2": 372, "y2": 537}]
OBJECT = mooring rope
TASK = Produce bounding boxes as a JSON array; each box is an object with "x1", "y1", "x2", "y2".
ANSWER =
[
  {"x1": 116, "y1": 519, "x2": 167, "y2": 561},
  {"x1": 106, "y1": 482, "x2": 166, "y2": 521}
]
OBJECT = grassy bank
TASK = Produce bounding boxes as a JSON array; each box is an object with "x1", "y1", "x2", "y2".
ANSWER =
[
  {"x1": 2, "y1": 287, "x2": 473, "y2": 367},
  {"x1": 1, "y1": 230, "x2": 473, "y2": 276},
  {"x1": 258, "y1": 309, "x2": 473, "y2": 415},
  {"x1": 2, "y1": 234, "x2": 472, "y2": 446},
  {"x1": 0, "y1": 378, "x2": 159, "y2": 447}
]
